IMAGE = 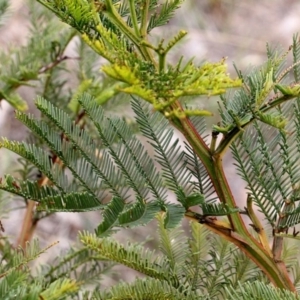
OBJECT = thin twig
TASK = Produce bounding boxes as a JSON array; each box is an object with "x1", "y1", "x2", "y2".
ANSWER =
[{"x1": 38, "y1": 55, "x2": 80, "y2": 74}]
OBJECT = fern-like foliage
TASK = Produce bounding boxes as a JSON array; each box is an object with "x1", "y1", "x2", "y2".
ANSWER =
[
  {"x1": 0, "y1": 239, "x2": 79, "y2": 299},
  {"x1": 196, "y1": 38, "x2": 300, "y2": 294},
  {"x1": 225, "y1": 281, "x2": 299, "y2": 300},
  {"x1": 231, "y1": 119, "x2": 300, "y2": 228},
  {"x1": 0, "y1": 0, "x2": 9, "y2": 27},
  {"x1": 0, "y1": 235, "x2": 116, "y2": 299},
  {"x1": 215, "y1": 45, "x2": 291, "y2": 134},
  {"x1": 41, "y1": 246, "x2": 115, "y2": 286},
  {"x1": 147, "y1": 0, "x2": 183, "y2": 32},
  {"x1": 0, "y1": 0, "x2": 77, "y2": 110},
  {"x1": 79, "y1": 218, "x2": 267, "y2": 299},
  {"x1": 0, "y1": 93, "x2": 228, "y2": 230}
]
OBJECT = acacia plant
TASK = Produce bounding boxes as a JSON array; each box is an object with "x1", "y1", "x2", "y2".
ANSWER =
[{"x1": 2, "y1": 0, "x2": 300, "y2": 299}]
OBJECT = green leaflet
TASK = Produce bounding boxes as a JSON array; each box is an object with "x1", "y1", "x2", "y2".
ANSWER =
[
  {"x1": 147, "y1": 0, "x2": 184, "y2": 32},
  {"x1": 35, "y1": 96, "x2": 128, "y2": 200},
  {"x1": 95, "y1": 197, "x2": 125, "y2": 237},
  {"x1": 93, "y1": 277, "x2": 201, "y2": 300},
  {"x1": 118, "y1": 198, "x2": 161, "y2": 228},
  {"x1": 0, "y1": 239, "x2": 80, "y2": 299},
  {"x1": 231, "y1": 113, "x2": 300, "y2": 229},
  {"x1": 225, "y1": 281, "x2": 299, "y2": 300},
  {"x1": 256, "y1": 110, "x2": 287, "y2": 130},
  {"x1": 79, "y1": 95, "x2": 167, "y2": 201},
  {"x1": 156, "y1": 212, "x2": 187, "y2": 272},
  {"x1": 255, "y1": 68, "x2": 274, "y2": 108},
  {"x1": 0, "y1": 90, "x2": 28, "y2": 111},
  {"x1": 37, "y1": 192, "x2": 104, "y2": 212},
  {"x1": 201, "y1": 203, "x2": 239, "y2": 217},
  {"x1": 184, "y1": 142, "x2": 217, "y2": 204},
  {"x1": 163, "y1": 203, "x2": 186, "y2": 229},
  {"x1": 185, "y1": 192, "x2": 205, "y2": 208},
  {"x1": 131, "y1": 98, "x2": 193, "y2": 198},
  {"x1": 0, "y1": 174, "x2": 103, "y2": 212},
  {"x1": 80, "y1": 232, "x2": 173, "y2": 282},
  {"x1": 39, "y1": 278, "x2": 79, "y2": 300},
  {"x1": 0, "y1": 174, "x2": 60, "y2": 201},
  {"x1": 293, "y1": 34, "x2": 300, "y2": 82},
  {"x1": 275, "y1": 83, "x2": 300, "y2": 96}
]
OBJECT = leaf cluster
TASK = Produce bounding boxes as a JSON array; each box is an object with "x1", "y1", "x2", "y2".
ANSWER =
[
  {"x1": 227, "y1": 38, "x2": 300, "y2": 231},
  {"x1": 0, "y1": 93, "x2": 231, "y2": 230}
]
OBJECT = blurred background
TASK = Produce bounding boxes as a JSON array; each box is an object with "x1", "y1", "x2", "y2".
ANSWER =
[{"x1": 1, "y1": 0, "x2": 300, "y2": 286}]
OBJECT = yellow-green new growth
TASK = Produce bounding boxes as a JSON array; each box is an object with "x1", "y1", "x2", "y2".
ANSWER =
[
  {"x1": 275, "y1": 83, "x2": 300, "y2": 96},
  {"x1": 101, "y1": 58, "x2": 242, "y2": 115}
]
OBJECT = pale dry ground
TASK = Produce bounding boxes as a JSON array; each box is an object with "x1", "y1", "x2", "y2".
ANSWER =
[{"x1": 1, "y1": 0, "x2": 300, "y2": 287}]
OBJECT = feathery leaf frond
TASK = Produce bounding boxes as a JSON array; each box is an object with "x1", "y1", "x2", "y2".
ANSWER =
[
  {"x1": 156, "y1": 213, "x2": 187, "y2": 273},
  {"x1": 231, "y1": 103, "x2": 300, "y2": 229},
  {"x1": 92, "y1": 277, "x2": 203, "y2": 300},
  {"x1": 225, "y1": 281, "x2": 299, "y2": 300},
  {"x1": 35, "y1": 95, "x2": 128, "y2": 199},
  {"x1": 147, "y1": 0, "x2": 184, "y2": 32},
  {"x1": 39, "y1": 278, "x2": 79, "y2": 300},
  {"x1": 80, "y1": 95, "x2": 165, "y2": 201},
  {"x1": 80, "y1": 231, "x2": 175, "y2": 282},
  {"x1": 118, "y1": 197, "x2": 161, "y2": 228},
  {"x1": 184, "y1": 143, "x2": 217, "y2": 204},
  {"x1": 95, "y1": 196, "x2": 125, "y2": 237},
  {"x1": 293, "y1": 34, "x2": 300, "y2": 82},
  {"x1": 132, "y1": 99, "x2": 192, "y2": 195}
]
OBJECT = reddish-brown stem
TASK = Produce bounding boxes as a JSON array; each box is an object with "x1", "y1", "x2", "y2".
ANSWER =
[
  {"x1": 17, "y1": 176, "x2": 49, "y2": 248},
  {"x1": 171, "y1": 100, "x2": 296, "y2": 291},
  {"x1": 17, "y1": 200, "x2": 35, "y2": 248}
]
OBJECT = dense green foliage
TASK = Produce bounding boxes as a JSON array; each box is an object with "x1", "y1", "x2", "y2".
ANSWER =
[{"x1": 2, "y1": 0, "x2": 300, "y2": 299}]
